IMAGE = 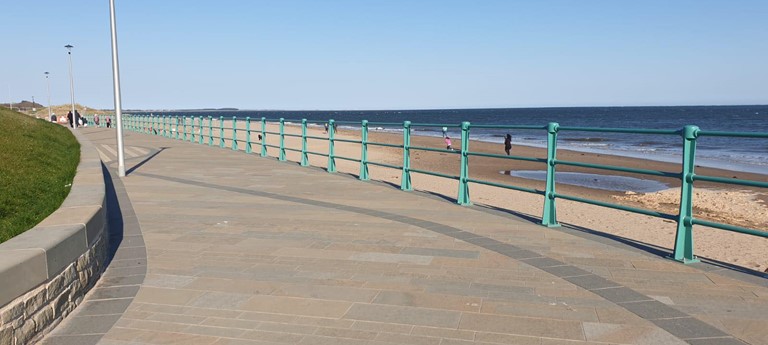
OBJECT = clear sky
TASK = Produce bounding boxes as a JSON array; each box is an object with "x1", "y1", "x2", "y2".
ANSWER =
[{"x1": 2, "y1": 0, "x2": 767, "y2": 110}]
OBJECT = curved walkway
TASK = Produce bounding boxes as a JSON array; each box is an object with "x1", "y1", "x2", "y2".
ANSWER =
[{"x1": 44, "y1": 128, "x2": 767, "y2": 345}]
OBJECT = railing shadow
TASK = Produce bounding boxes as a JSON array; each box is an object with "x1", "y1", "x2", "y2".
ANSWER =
[{"x1": 126, "y1": 147, "x2": 168, "y2": 176}]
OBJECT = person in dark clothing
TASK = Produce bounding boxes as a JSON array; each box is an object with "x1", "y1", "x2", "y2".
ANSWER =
[
  {"x1": 74, "y1": 110, "x2": 82, "y2": 128},
  {"x1": 67, "y1": 111, "x2": 74, "y2": 128},
  {"x1": 504, "y1": 134, "x2": 512, "y2": 155}
]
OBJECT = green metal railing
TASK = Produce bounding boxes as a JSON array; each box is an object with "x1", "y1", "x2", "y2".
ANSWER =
[{"x1": 121, "y1": 114, "x2": 768, "y2": 264}]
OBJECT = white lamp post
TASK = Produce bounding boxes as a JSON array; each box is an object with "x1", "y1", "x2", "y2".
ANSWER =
[
  {"x1": 65, "y1": 44, "x2": 76, "y2": 128},
  {"x1": 109, "y1": 0, "x2": 126, "y2": 177}
]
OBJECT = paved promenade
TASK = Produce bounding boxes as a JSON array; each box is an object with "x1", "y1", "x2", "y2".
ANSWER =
[{"x1": 43, "y1": 128, "x2": 767, "y2": 345}]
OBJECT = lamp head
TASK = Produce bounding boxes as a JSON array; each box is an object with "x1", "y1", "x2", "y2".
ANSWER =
[{"x1": 64, "y1": 44, "x2": 73, "y2": 52}]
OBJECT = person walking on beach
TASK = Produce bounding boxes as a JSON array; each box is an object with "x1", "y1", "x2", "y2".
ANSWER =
[
  {"x1": 324, "y1": 123, "x2": 329, "y2": 133},
  {"x1": 106, "y1": 116, "x2": 112, "y2": 128},
  {"x1": 67, "y1": 111, "x2": 74, "y2": 128},
  {"x1": 445, "y1": 136, "x2": 453, "y2": 150},
  {"x1": 504, "y1": 133, "x2": 512, "y2": 155}
]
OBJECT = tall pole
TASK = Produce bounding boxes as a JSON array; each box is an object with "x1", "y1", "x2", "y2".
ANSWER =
[
  {"x1": 45, "y1": 72, "x2": 52, "y2": 120},
  {"x1": 65, "y1": 45, "x2": 76, "y2": 128},
  {"x1": 7, "y1": 85, "x2": 11, "y2": 111},
  {"x1": 110, "y1": 0, "x2": 126, "y2": 177}
]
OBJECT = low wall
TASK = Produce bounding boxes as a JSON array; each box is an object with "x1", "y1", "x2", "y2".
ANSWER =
[{"x1": 0, "y1": 130, "x2": 108, "y2": 345}]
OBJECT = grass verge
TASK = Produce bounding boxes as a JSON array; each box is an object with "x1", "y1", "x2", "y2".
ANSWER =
[{"x1": 0, "y1": 107, "x2": 80, "y2": 242}]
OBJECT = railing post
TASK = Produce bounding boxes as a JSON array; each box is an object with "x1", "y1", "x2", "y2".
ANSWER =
[
  {"x1": 359, "y1": 120, "x2": 369, "y2": 180},
  {"x1": 162, "y1": 116, "x2": 166, "y2": 137},
  {"x1": 300, "y1": 119, "x2": 309, "y2": 166},
  {"x1": 457, "y1": 122, "x2": 471, "y2": 205},
  {"x1": 207, "y1": 116, "x2": 213, "y2": 146},
  {"x1": 190, "y1": 116, "x2": 196, "y2": 142},
  {"x1": 278, "y1": 118, "x2": 286, "y2": 161},
  {"x1": 245, "y1": 117, "x2": 252, "y2": 154},
  {"x1": 260, "y1": 117, "x2": 267, "y2": 157},
  {"x1": 198, "y1": 116, "x2": 203, "y2": 144},
  {"x1": 174, "y1": 116, "x2": 179, "y2": 140},
  {"x1": 183, "y1": 116, "x2": 189, "y2": 141},
  {"x1": 672, "y1": 125, "x2": 700, "y2": 264},
  {"x1": 219, "y1": 116, "x2": 225, "y2": 148},
  {"x1": 542, "y1": 122, "x2": 560, "y2": 227},
  {"x1": 401, "y1": 121, "x2": 412, "y2": 191},
  {"x1": 232, "y1": 116, "x2": 238, "y2": 151},
  {"x1": 327, "y1": 119, "x2": 336, "y2": 172}
]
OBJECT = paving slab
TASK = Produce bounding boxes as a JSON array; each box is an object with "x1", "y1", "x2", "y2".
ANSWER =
[{"x1": 38, "y1": 128, "x2": 767, "y2": 345}]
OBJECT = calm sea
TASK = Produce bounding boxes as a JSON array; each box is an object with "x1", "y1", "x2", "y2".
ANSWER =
[{"x1": 153, "y1": 105, "x2": 768, "y2": 174}]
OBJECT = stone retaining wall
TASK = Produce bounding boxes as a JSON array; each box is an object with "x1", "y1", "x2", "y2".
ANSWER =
[{"x1": 0, "y1": 130, "x2": 107, "y2": 345}]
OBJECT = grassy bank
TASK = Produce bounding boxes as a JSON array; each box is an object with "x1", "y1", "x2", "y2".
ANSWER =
[{"x1": 0, "y1": 107, "x2": 80, "y2": 242}]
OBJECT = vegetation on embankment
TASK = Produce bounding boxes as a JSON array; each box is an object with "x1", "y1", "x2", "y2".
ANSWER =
[{"x1": 0, "y1": 107, "x2": 80, "y2": 242}]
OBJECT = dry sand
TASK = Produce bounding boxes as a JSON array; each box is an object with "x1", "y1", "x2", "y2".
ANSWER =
[{"x1": 195, "y1": 119, "x2": 768, "y2": 272}]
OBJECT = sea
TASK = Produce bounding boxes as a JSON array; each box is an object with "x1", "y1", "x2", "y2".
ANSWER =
[{"x1": 152, "y1": 105, "x2": 768, "y2": 175}]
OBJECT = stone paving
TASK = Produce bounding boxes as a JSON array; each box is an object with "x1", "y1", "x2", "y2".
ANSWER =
[{"x1": 41, "y1": 128, "x2": 768, "y2": 345}]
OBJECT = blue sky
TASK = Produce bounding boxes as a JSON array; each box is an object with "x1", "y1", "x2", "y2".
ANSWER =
[{"x1": 2, "y1": 0, "x2": 767, "y2": 110}]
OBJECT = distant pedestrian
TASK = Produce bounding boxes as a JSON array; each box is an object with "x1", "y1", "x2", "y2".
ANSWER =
[
  {"x1": 94, "y1": 114, "x2": 100, "y2": 127},
  {"x1": 67, "y1": 111, "x2": 74, "y2": 128},
  {"x1": 333, "y1": 123, "x2": 338, "y2": 132},
  {"x1": 504, "y1": 134, "x2": 512, "y2": 155},
  {"x1": 74, "y1": 110, "x2": 82, "y2": 128},
  {"x1": 442, "y1": 127, "x2": 448, "y2": 138},
  {"x1": 106, "y1": 116, "x2": 112, "y2": 128},
  {"x1": 51, "y1": 114, "x2": 57, "y2": 122},
  {"x1": 324, "y1": 123, "x2": 329, "y2": 133},
  {"x1": 445, "y1": 136, "x2": 453, "y2": 150}
]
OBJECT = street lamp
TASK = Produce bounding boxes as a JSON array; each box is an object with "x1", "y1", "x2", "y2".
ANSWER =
[
  {"x1": 110, "y1": 0, "x2": 126, "y2": 176},
  {"x1": 65, "y1": 44, "x2": 76, "y2": 128},
  {"x1": 45, "y1": 72, "x2": 52, "y2": 121},
  {"x1": 32, "y1": 96, "x2": 35, "y2": 112}
]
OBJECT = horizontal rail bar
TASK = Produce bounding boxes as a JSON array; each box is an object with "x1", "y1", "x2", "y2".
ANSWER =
[
  {"x1": 555, "y1": 159, "x2": 678, "y2": 178},
  {"x1": 554, "y1": 193, "x2": 677, "y2": 220},
  {"x1": 305, "y1": 135, "x2": 328, "y2": 140},
  {"x1": 368, "y1": 142, "x2": 403, "y2": 149},
  {"x1": 469, "y1": 124, "x2": 547, "y2": 130},
  {"x1": 368, "y1": 161, "x2": 402, "y2": 170},
  {"x1": 409, "y1": 123, "x2": 461, "y2": 127},
  {"x1": 697, "y1": 130, "x2": 768, "y2": 138},
  {"x1": 264, "y1": 144, "x2": 280, "y2": 149},
  {"x1": 690, "y1": 218, "x2": 768, "y2": 238},
  {"x1": 306, "y1": 150, "x2": 329, "y2": 158},
  {"x1": 283, "y1": 133, "x2": 302, "y2": 138},
  {"x1": 335, "y1": 138, "x2": 362, "y2": 144},
  {"x1": 335, "y1": 156, "x2": 361, "y2": 163},
  {"x1": 557, "y1": 126, "x2": 679, "y2": 135},
  {"x1": 284, "y1": 147, "x2": 302, "y2": 153},
  {"x1": 693, "y1": 175, "x2": 768, "y2": 188},
  {"x1": 467, "y1": 178, "x2": 545, "y2": 195},
  {"x1": 409, "y1": 168, "x2": 460, "y2": 180},
  {"x1": 365, "y1": 122, "x2": 405, "y2": 126}
]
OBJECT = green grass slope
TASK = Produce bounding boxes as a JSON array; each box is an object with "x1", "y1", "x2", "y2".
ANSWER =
[{"x1": 0, "y1": 107, "x2": 80, "y2": 242}]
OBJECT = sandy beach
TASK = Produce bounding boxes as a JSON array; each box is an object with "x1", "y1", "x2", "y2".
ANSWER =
[{"x1": 194, "y1": 118, "x2": 768, "y2": 272}]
